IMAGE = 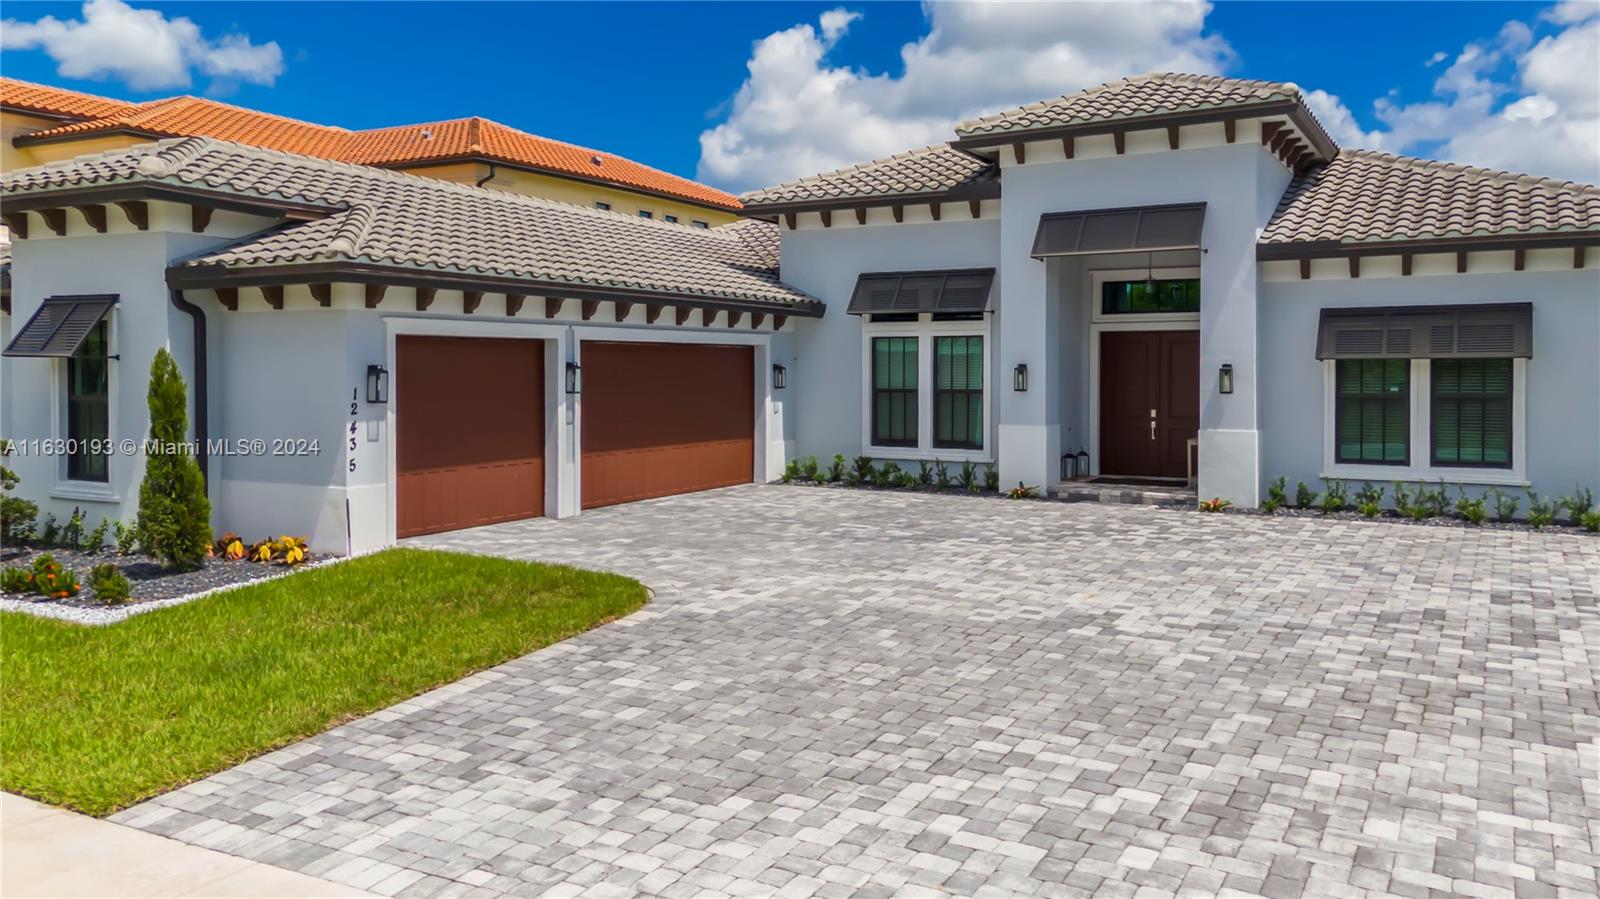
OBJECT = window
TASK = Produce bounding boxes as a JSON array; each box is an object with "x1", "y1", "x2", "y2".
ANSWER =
[
  {"x1": 934, "y1": 336, "x2": 983, "y2": 450},
  {"x1": 1101, "y1": 278, "x2": 1200, "y2": 315},
  {"x1": 691, "y1": 220, "x2": 709, "y2": 229},
  {"x1": 66, "y1": 319, "x2": 110, "y2": 482},
  {"x1": 664, "y1": 214, "x2": 679, "y2": 224},
  {"x1": 595, "y1": 201, "x2": 611, "y2": 211},
  {"x1": 871, "y1": 337, "x2": 917, "y2": 447},
  {"x1": 1335, "y1": 359, "x2": 1408, "y2": 465},
  {"x1": 1432, "y1": 359, "x2": 1512, "y2": 468},
  {"x1": 638, "y1": 210, "x2": 653, "y2": 219}
]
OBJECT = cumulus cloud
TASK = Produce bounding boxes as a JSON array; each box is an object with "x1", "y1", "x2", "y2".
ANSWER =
[
  {"x1": 698, "y1": 2, "x2": 1233, "y2": 192},
  {"x1": 1, "y1": 0, "x2": 283, "y2": 92}
]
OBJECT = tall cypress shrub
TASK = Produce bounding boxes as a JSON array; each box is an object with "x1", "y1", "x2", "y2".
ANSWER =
[{"x1": 137, "y1": 348, "x2": 211, "y2": 568}]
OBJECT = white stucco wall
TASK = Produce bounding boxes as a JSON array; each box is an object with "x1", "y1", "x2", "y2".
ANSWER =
[
  {"x1": 1259, "y1": 268, "x2": 1600, "y2": 502},
  {"x1": 777, "y1": 217, "x2": 1002, "y2": 467}
]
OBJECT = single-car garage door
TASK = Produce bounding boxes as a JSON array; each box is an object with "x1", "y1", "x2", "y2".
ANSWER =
[
  {"x1": 582, "y1": 341, "x2": 753, "y2": 509},
  {"x1": 397, "y1": 336, "x2": 544, "y2": 537}
]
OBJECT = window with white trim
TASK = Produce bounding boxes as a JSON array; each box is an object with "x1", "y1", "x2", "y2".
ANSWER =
[{"x1": 861, "y1": 316, "x2": 990, "y2": 459}]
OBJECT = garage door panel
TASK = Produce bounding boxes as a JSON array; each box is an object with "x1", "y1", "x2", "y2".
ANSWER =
[
  {"x1": 397, "y1": 336, "x2": 543, "y2": 537},
  {"x1": 582, "y1": 342, "x2": 753, "y2": 510}
]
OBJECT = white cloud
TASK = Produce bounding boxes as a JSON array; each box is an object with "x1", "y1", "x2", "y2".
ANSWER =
[
  {"x1": 698, "y1": 1, "x2": 1232, "y2": 192},
  {"x1": 1, "y1": 0, "x2": 283, "y2": 92}
]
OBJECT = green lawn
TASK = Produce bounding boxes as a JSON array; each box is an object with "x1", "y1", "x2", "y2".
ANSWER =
[{"x1": 1, "y1": 547, "x2": 647, "y2": 816}]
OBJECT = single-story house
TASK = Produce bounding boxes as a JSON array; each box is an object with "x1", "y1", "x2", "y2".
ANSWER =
[{"x1": 2, "y1": 73, "x2": 1595, "y2": 552}]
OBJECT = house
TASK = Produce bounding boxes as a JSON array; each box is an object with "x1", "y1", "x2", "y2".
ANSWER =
[
  {"x1": 744, "y1": 73, "x2": 1599, "y2": 506},
  {"x1": 0, "y1": 78, "x2": 741, "y2": 226},
  {"x1": 1, "y1": 73, "x2": 1595, "y2": 555}
]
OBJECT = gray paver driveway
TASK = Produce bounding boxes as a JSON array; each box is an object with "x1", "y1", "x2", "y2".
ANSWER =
[{"x1": 116, "y1": 486, "x2": 1600, "y2": 898}]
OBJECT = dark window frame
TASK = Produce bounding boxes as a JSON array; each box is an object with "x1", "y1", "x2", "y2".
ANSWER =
[
  {"x1": 870, "y1": 336, "x2": 918, "y2": 448},
  {"x1": 1334, "y1": 358, "x2": 1409, "y2": 466},
  {"x1": 1100, "y1": 278, "x2": 1202, "y2": 316},
  {"x1": 66, "y1": 317, "x2": 110, "y2": 482},
  {"x1": 1430, "y1": 358, "x2": 1513, "y2": 469},
  {"x1": 933, "y1": 335, "x2": 984, "y2": 451},
  {"x1": 594, "y1": 201, "x2": 612, "y2": 211}
]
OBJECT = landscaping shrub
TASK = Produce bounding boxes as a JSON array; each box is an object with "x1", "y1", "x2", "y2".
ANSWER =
[
  {"x1": 898, "y1": 471, "x2": 919, "y2": 489},
  {"x1": 1560, "y1": 485, "x2": 1595, "y2": 525},
  {"x1": 1392, "y1": 482, "x2": 1415, "y2": 519},
  {"x1": 983, "y1": 464, "x2": 1000, "y2": 493},
  {"x1": 136, "y1": 348, "x2": 212, "y2": 569},
  {"x1": 1582, "y1": 509, "x2": 1600, "y2": 533},
  {"x1": 1005, "y1": 483, "x2": 1040, "y2": 500},
  {"x1": 1198, "y1": 497, "x2": 1231, "y2": 513},
  {"x1": 826, "y1": 454, "x2": 846, "y2": 483},
  {"x1": 1354, "y1": 482, "x2": 1385, "y2": 518},
  {"x1": 60, "y1": 507, "x2": 85, "y2": 550},
  {"x1": 87, "y1": 564, "x2": 132, "y2": 604},
  {"x1": 957, "y1": 461, "x2": 978, "y2": 493},
  {"x1": 934, "y1": 460, "x2": 952, "y2": 489},
  {"x1": 38, "y1": 514, "x2": 59, "y2": 547},
  {"x1": 1488, "y1": 488, "x2": 1520, "y2": 523},
  {"x1": 1294, "y1": 481, "x2": 1315, "y2": 509},
  {"x1": 0, "y1": 440, "x2": 38, "y2": 547},
  {"x1": 250, "y1": 535, "x2": 311, "y2": 565},
  {"x1": 85, "y1": 518, "x2": 112, "y2": 552},
  {"x1": 1262, "y1": 477, "x2": 1287, "y2": 513},
  {"x1": 800, "y1": 456, "x2": 820, "y2": 482},
  {"x1": 0, "y1": 567, "x2": 31, "y2": 593},
  {"x1": 850, "y1": 455, "x2": 875, "y2": 485},
  {"x1": 874, "y1": 462, "x2": 902, "y2": 488},
  {"x1": 1526, "y1": 492, "x2": 1556, "y2": 529},
  {"x1": 1418, "y1": 482, "x2": 1450, "y2": 519},
  {"x1": 1454, "y1": 488, "x2": 1487, "y2": 525},
  {"x1": 1319, "y1": 479, "x2": 1349, "y2": 514},
  {"x1": 917, "y1": 460, "x2": 933, "y2": 486},
  {"x1": 23, "y1": 554, "x2": 80, "y2": 599},
  {"x1": 781, "y1": 460, "x2": 799, "y2": 483},
  {"x1": 114, "y1": 521, "x2": 139, "y2": 556},
  {"x1": 215, "y1": 531, "x2": 247, "y2": 561}
]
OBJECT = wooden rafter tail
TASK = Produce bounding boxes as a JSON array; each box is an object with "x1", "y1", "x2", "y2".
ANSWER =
[
  {"x1": 545, "y1": 296, "x2": 565, "y2": 318},
  {"x1": 115, "y1": 200, "x2": 149, "y2": 231},
  {"x1": 365, "y1": 284, "x2": 387, "y2": 309},
  {"x1": 191, "y1": 206, "x2": 213, "y2": 233},
  {"x1": 580, "y1": 299, "x2": 599, "y2": 321},
  {"x1": 39, "y1": 208, "x2": 66, "y2": 237},
  {"x1": 77, "y1": 205, "x2": 107, "y2": 234},
  {"x1": 854, "y1": 207, "x2": 867, "y2": 226},
  {"x1": 415, "y1": 287, "x2": 436, "y2": 311},
  {"x1": 675, "y1": 306, "x2": 693, "y2": 326},
  {"x1": 615, "y1": 301, "x2": 633, "y2": 322},
  {"x1": 311, "y1": 283, "x2": 332, "y2": 307},
  {"x1": 216, "y1": 288, "x2": 239, "y2": 311},
  {"x1": 462, "y1": 291, "x2": 482, "y2": 314},
  {"x1": 261, "y1": 285, "x2": 284, "y2": 310},
  {"x1": 505, "y1": 294, "x2": 525, "y2": 316}
]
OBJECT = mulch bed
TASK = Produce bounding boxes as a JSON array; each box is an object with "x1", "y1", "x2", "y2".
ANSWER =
[
  {"x1": 1, "y1": 546, "x2": 288, "y2": 608},
  {"x1": 1226, "y1": 506, "x2": 1596, "y2": 535}
]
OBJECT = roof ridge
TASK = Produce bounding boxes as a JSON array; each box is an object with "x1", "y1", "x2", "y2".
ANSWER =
[
  {"x1": 326, "y1": 204, "x2": 376, "y2": 258},
  {"x1": 741, "y1": 143, "x2": 972, "y2": 197},
  {"x1": 1340, "y1": 147, "x2": 1600, "y2": 193}
]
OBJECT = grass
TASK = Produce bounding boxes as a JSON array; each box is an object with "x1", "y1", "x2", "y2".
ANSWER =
[{"x1": 1, "y1": 547, "x2": 646, "y2": 816}]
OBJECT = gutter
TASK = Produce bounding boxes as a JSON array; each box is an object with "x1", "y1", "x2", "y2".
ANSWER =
[{"x1": 167, "y1": 289, "x2": 209, "y2": 485}]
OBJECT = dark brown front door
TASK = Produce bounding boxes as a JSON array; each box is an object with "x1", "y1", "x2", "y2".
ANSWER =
[
  {"x1": 581, "y1": 342, "x2": 754, "y2": 509},
  {"x1": 396, "y1": 336, "x2": 544, "y2": 537},
  {"x1": 1099, "y1": 330, "x2": 1198, "y2": 478}
]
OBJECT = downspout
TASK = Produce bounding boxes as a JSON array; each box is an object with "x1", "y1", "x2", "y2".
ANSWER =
[
  {"x1": 168, "y1": 288, "x2": 209, "y2": 485},
  {"x1": 475, "y1": 162, "x2": 498, "y2": 188}
]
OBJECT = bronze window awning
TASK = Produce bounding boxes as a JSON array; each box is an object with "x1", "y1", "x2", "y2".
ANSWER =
[
  {"x1": 1315, "y1": 303, "x2": 1532, "y2": 360},
  {"x1": 3, "y1": 295, "x2": 116, "y2": 357},
  {"x1": 1031, "y1": 203, "x2": 1205, "y2": 258},
  {"x1": 847, "y1": 269, "x2": 995, "y2": 315}
]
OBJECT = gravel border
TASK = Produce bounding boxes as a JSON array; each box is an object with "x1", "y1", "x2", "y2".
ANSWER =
[{"x1": 0, "y1": 555, "x2": 350, "y2": 625}]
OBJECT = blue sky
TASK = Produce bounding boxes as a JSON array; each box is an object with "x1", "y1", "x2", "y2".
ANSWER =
[{"x1": 2, "y1": 1, "x2": 1596, "y2": 189}]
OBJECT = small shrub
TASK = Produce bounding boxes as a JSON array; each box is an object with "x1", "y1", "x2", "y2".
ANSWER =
[
  {"x1": 800, "y1": 456, "x2": 821, "y2": 482},
  {"x1": 934, "y1": 460, "x2": 952, "y2": 489},
  {"x1": 1355, "y1": 482, "x2": 1384, "y2": 508},
  {"x1": 1559, "y1": 485, "x2": 1595, "y2": 524},
  {"x1": 1, "y1": 566, "x2": 31, "y2": 593},
  {"x1": 827, "y1": 454, "x2": 846, "y2": 484},
  {"x1": 781, "y1": 460, "x2": 799, "y2": 483},
  {"x1": 917, "y1": 460, "x2": 933, "y2": 486},
  {"x1": 39, "y1": 514, "x2": 59, "y2": 547},
  {"x1": 1454, "y1": 488, "x2": 1487, "y2": 525},
  {"x1": 1198, "y1": 497, "x2": 1231, "y2": 513},
  {"x1": 1392, "y1": 482, "x2": 1415, "y2": 519},
  {"x1": 983, "y1": 464, "x2": 1000, "y2": 492},
  {"x1": 86, "y1": 517, "x2": 112, "y2": 552},
  {"x1": 1581, "y1": 509, "x2": 1600, "y2": 533},
  {"x1": 898, "y1": 471, "x2": 919, "y2": 489},
  {"x1": 136, "y1": 347, "x2": 213, "y2": 569},
  {"x1": 1488, "y1": 488, "x2": 1520, "y2": 523},
  {"x1": 1262, "y1": 477, "x2": 1287, "y2": 513},
  {"x1": 851, "y1": 455, "x2": 876, "y2": 485},
  {"x1": 957, "y1": 461, "x2": 978, "y2": 493},
  {"x1": 1319, "y1": 479, "x2": 1349, "y2": 514},
  {"x1": 874, "y1": 462, "x2": 903, "y2": 488},
  {"x1": 1, "y1": 441, "x2": 38, "y2": 547},
  {"x1": 1294, "y1": 481, "x2": 1315, "y2": 509},
  {"x1": 114, "y1": 520, "x2": 139, "y2": 556},
  {"x1": 60, "y1": 507, "x2": 86, "y2": 549},
  {"x1": 87, "y1": 563, "x2": 132, "y2": 604},
  {"x1": 1357, "y1": 500, "x2": 1382, "y2": 518},
  {"x1": 1526, "y1": 491, "x2": 1557, "y2": 529},
  {"x1": 1417, "y1": 481, "x2": 1450, "y2": 519},
  {"x1": 24, "y1": 554, "x2": 81, "y2": 599},
  {"x1": 215, "y1": 531, "x2": 247, "y2": 561},
  {"x1": 1005, "y1": 483, "x2": 1040, "y2": 500}
]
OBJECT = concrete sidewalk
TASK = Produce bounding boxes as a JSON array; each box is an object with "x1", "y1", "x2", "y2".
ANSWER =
[{"x1": 2, "y1": 793, "x2": 372, "y2": 898}]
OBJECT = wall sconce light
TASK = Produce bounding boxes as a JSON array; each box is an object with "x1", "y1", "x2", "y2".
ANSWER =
[
  {"x1": 565, "y1": 361, "x2": 582, "y2": 395},
  {"x1": 365, "y1": 364, "x2": 389, "y2": 404},
  {"x1": 1013, "y1": 363, "x2": 1028, "y2": 392},
  {"x1": 1218, "y1": 363, "x2": 1234, "y2": 395},
  {"x1": 772, "y1": 363, "x2": 787, "y2": 390}
]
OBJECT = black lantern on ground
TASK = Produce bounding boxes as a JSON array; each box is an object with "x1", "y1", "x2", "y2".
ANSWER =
[
  {"x1": 1013, "y1": 363, "x2": 1028, "y2": 392},
  {"x1": 565, "y1": 361, "x2": 581, "y2": 395},
  {"x1": 772, "y1": 363, "x2": 787, "y2": 389},
  {"x1": 1076, "y1": 448, "x2": 1090, "y2": 478},
  {"x1": 1218, "y1": 363, "x2": 1234, "y2": 395},
  {"x1": 365, "y1": 364, "x2": 388, "y2": 404},
  {"x1": 1061, "y1": 452, "x2": 1075, "y2": 480}
]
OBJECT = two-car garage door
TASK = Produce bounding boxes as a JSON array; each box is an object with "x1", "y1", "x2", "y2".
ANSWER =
[{"x1": 396, "y1": 337, "x2": 753, "y2": 536}]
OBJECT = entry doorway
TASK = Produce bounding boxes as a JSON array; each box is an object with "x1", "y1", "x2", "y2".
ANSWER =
[{"x1": 1097, "y1": 330, "x2": 1199, "y2": 479}]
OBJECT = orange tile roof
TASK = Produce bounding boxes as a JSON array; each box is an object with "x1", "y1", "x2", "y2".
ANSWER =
[
  {"x1": 2, "y1": 79, "x2": 740, "y2": 210},
  {"x1": 0, "y1": 77, "x2": 137, "y2": 120}
]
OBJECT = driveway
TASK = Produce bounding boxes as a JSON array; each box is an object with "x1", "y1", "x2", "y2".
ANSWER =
[{"x1": 115, "y1": 486, "x2": 1600, "y2": 898}]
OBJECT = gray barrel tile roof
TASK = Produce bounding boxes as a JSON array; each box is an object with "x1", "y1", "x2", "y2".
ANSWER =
[{"x1": 956, "y1": 73, "x2": 1304, "y2": 138}]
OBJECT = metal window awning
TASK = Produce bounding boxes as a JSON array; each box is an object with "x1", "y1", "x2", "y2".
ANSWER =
[
  {"x1": 1031, "y1": 203, "x2": 1206, "y2": 258},
  {"x1": 847, "y1": 269, "x2": 995, "y2": 316},
  {"x1": 1315, "y1": 303, "x2": 1532, "y2": 360},
  {"x1": 3, "y1": 295, "x2": 117, "y2": 358}
]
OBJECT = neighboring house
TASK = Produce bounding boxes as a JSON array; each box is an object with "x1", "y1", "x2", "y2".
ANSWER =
[
  {"x1": 1, "y1": 73, "x2": 1595, "y2": 556},
  {"x1": 0, "y1": 78, "x2": 740, "y2": 226},
  {"x1": 743, "y1": 73, "x2": 1600, "y2": 506}
]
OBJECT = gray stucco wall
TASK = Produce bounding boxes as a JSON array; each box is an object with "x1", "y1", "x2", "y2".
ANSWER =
[
  {"x1": 778, "y1": 218, "x2": 1002, "y2": 466},
  {"x1": 1259, "y1": 270, "x2": 1600, "y2": 501}
]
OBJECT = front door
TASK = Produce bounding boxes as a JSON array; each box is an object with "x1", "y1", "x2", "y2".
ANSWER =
[{"x1": 1099, "y1": 330, "x2": 1198, "y2": 478}]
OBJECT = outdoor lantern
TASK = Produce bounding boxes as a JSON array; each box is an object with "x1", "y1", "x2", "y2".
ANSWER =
[
  {"x1": 1218, "y1": 363, "x2": 1235, "y2": 395},
  {"x1": 365, "y1": 364, "x2": 389, "y2": 404},
  {"x1": 1061, "y1": 452, "x2": 1076, "y2": 481},
  {"x1": 772, "y1": 363, "x2": 787, "y2": 389},
  {"x1": 1076, "y1": 448, "x2": 1090, "y2": 477},
  {"x1": 565, "y1": 361, "x2": 581, "y2": 394},
  {"x1": 1013, "y1": 363, "x2": 1028, "y2": 392}
]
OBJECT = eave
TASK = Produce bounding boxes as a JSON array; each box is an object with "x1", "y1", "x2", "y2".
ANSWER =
[
  {"x1": 1256, "y1": 230, "x2": 1600, "y2": 261},
  {"x1": 1, "y1": 183, "x2": 338, "y2": 221},
  {"x1": 739, "y1": 180, "x2": 1002, "y2": 222},
  {"x1": 11, "y1": 124, "x2": 176, "y2": 147},
  {"x1": 370, "y1": 154, "x2": 744, "y2": 214}
]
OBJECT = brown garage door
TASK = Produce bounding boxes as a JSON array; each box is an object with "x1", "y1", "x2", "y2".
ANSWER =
[
  {"x1": 582, "y1": 341, "x2": 753, "y2": 509},
  {"x1": 397, "y1": 336, "x2": 544, "y2": 537}
]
